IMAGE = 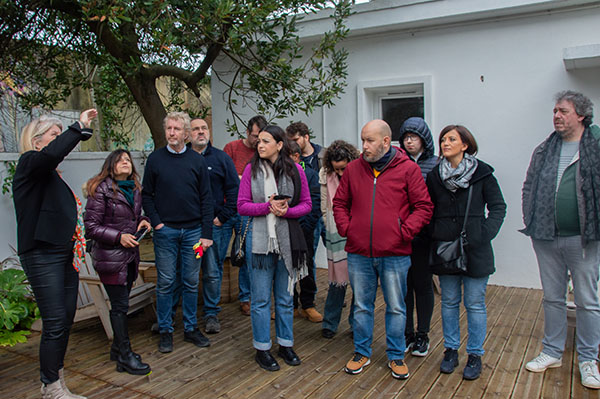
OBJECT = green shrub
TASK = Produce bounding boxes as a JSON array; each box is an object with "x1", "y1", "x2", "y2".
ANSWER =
[{"x1": 0, "y1": 266, "x2": 40, "y2": 347}]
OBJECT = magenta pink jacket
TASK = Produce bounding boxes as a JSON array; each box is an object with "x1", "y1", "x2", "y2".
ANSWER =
[{"x1": 237, "y1": 163, "x2": 311, "y2": 218}]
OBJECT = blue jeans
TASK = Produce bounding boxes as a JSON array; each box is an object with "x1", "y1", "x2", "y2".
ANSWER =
[
  {"x1": 153, "y1": 225, "x2": 202, "y2": 333},
  {"x1": 322, "y1": 283, "x2": 354, "y2": 333},
  {"x1": 347, "y1": 252, "x2": 411, "y2": 360},
  {"x1": 213, "y1": 217, "x2": 235, "y2": 268},
  {"x1": 250, "y1": 253, "x2": 294, "y2": 350},
  {"x1": 200, "y1": 244, "x2": 221, "y2": 317},
  {"x1": 233, "y1": 215, "x2": 252, "y2": 302},
  {"x1": 439, "y1": 274, "x2": 489, "y2": 356}
]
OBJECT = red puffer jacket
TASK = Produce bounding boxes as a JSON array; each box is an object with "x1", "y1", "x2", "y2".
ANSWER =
[
  {"x1": 332, "y1": 148, "x2": 433, "y2": 257},
  {"x1": 84, "y1": 178, "x2": 148, "y2": 285}
]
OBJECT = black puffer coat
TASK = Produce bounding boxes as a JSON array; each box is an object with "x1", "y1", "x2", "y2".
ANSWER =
[
  {"x1": 426, "y1": 160, "x2": 506, "y2": 277},
  {"x1": 84, "y1": 178, "x2": 148, "y2": 285}
]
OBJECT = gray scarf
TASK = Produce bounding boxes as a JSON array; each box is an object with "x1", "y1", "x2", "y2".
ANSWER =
[
  {"x1": 521, "y1": 127, "x2": 600, "y2": 243},
  {"x1": 439, "y1": 153, "x2": 478, "y2": 192},
  {"x1": 250, "y1": 160, "x2": 307, "y2": 293}
]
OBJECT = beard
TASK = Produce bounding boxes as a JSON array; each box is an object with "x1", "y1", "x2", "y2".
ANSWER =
[{"x1": 363, "y1": 144, "x2": 387, "y2": 163}]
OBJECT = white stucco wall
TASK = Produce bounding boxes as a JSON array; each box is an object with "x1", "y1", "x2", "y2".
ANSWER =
[{"x1": 211, "y1": 2, "x2": 600, "y2": 288}]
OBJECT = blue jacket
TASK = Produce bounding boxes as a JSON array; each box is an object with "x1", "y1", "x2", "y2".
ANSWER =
[
  {"x1": 299, "y1": 162, "x2": 321, "y2": 233},
  {"x1": 301, "y1": 142, "x2": 325, "y2": 173},
  {"x1": 200, "y1": 142, "x2": 239, "y2": 224},
  {"x1": 399, "y1": 117, "x2": 438, "y2": 179}
]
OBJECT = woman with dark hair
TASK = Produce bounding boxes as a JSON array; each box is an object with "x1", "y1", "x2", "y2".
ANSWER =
[
  {"x1": 84, "y1": 149, "x2": 151, "y2": 376},
  {"x1": 319, "y1": 140, "x2": 360, "y2": 339},
  {"x1": 426, "y1": 125, "x2": 506, "y2": 380},
  {"x1": 237, "y1": 125, "x2": 312, "y2": 371},
  {"x1": 13, "y1": 109, "x2": 97, "y2": 399}
]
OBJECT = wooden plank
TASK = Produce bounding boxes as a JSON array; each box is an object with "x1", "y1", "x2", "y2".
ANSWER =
[
  {"x1": 540, "y1": 321, "x2": 575, "y2": 398},
  {"x1": 4, "y1": 278, "x2": 596, "y2": 399},
  {"x1": 452, "y1": 287, "x2": 530, "y2": 398},
  {"x1": 483, "y1": 289, "x2": 543, "y2": 398}
]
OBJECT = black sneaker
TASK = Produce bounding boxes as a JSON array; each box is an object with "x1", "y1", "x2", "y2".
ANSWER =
[
  {"x1": 440, "y1": 348, "x2": 459, "y2": 374},
  {"x1": 205, "y1": 315, "x2": 221, "y2": 334},
  {"x1": 412, "y1": 334, "x2": 429, "y2": 357},
  {"x1": 405, "y1": 335, "x2": 415, "y2": 354},
  {"x1": 463, "y1": 354, "x2": 482, "y2": 380},
  {"x1": 322, "y1": 328, "x2": 335, "y2": 339},
  {"x1": 184, "y1": 328, "x2": 210, "y2": 347},
  {"x1": 158, "y1": 332, "x2": 173, "y2": 353}
]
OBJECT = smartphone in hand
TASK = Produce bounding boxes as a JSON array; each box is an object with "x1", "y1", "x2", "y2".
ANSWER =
[
  {"x1": 273, "y1": 194, "x2": 291, "y2": 200},
  {"x1": 134, "y1": 227, "x2": 148, "y2": 241}
]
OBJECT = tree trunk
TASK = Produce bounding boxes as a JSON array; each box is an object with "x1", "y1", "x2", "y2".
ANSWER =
[{"x1": 118, "y1": 70, "x2": 167, "y2": 149}]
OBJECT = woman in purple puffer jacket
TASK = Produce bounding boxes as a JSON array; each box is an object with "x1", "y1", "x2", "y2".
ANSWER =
[{"x1": 84, "y1": 149, "x2": 151, "y2": 376}]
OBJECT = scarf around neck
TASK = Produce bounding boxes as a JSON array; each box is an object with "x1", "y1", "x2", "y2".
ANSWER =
[
  {"x1": 251, "y1": 160, "x2": 308, "y2": 293},
  {"x1": 117, "y1": 179, "x2": 135, "y2": 208},
  {"x1": 439, "y1": 153, "x2": 478, "y2": 192},
  {"x1": 522, "y1": 127, "x2": 600, "y2": 242}
]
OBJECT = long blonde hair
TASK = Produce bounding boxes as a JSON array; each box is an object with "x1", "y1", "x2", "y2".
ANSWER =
[{"x1": 19, "y1": 115, "x2": 62, "y2": 153}]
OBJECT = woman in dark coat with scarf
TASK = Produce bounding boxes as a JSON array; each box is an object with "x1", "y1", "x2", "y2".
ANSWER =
[
  {"x1": 426, "y1": 125, "x2": 506, "y2": 381},
  {"x1": 84, "y1": 149, "x2": 151, "y2": 376}
]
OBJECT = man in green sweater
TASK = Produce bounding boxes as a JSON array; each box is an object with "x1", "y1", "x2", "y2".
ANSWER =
[{"x1": 521, "y1": 91, "x2": 600, "y2": 389}]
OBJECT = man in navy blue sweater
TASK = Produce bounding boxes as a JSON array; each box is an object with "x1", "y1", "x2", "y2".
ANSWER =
[
  {"x1": 142, "y1": 112, "x2": 214, "y2": 353},
  {"x1": 190, "y1": 118, "x2": 239, "y2": 334}
]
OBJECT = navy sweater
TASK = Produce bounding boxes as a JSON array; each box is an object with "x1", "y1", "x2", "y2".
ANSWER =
[
  {"x1": 198, "y1": 142, "x2": 239, "y2": 224},
  {"x1": 142, "y1": 147, "x2": 213, "y2": 239}
]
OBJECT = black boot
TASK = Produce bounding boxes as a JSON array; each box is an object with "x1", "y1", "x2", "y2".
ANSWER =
[
  {"x1": 110, "y1": 312, "x2": 151, "y2": 375},
  {"x1": 110, "y1": 341, "x2": 141, "y2": 361}
]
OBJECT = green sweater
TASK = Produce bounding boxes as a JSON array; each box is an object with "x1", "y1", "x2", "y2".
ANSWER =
[{"x1": 555, "y1": 126, "x2": 600, "y2": 236}]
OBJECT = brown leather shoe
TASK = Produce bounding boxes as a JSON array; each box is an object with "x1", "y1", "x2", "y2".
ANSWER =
[
  {"x1": 299, "y1": 307, "x2": 323, "y2": 323},
  {"x1": 240, "y1": 301, "x2": 251, "y2": 316}
]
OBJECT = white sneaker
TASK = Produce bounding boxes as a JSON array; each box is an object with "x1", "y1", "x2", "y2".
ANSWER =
[
  {"x1": 525, "y1": 352, "x2": 562, "y2": 372},
  {"x1": 580, "y1": 360, "x2": 600, "y2": 389}
]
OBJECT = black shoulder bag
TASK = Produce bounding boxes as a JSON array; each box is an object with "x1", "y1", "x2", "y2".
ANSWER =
[
  {"x1": 429, "y1": 185, "x2": 473, "y2": 275},
  {"x1": 231, "y1": 218, "x2": 251, "y2": 267}
]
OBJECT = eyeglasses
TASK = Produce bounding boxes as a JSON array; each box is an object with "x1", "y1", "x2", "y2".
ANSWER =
[{"x1": 403, "y1": 134, "x2": 419, "y2": 142}]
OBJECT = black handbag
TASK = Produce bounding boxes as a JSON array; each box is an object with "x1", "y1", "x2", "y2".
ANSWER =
[
  {"x1": 429, "y1": 185, "x2": 473, "y2": 275},
  {"x1": 231, "y1": 218, "x2": 250, "y2": 267}
]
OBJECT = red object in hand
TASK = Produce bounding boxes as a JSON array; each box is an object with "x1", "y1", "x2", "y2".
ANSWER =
[{"x1": 193, "y1": 242, "x2": 204, "y2": 259}]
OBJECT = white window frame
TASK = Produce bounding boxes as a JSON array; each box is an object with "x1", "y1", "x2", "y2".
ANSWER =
[{"x1": 357, "y1": 76, "x2": 432, "y2": 146}]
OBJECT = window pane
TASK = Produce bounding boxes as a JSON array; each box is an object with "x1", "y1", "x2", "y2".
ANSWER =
[{"x1": 381, "y1": 97, "x2": 424, "y2": 142}]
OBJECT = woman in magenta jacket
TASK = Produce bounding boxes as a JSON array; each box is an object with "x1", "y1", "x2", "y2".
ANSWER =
[
  {"x1": 84, "y1": 149, "x2": 151, "y2": 376},
  {"x1": 237, "y1": 125, "x2": 312, "y2": 372}
]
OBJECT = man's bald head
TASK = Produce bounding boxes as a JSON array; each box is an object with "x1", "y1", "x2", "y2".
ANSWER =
[
  {"x1": 361, "y1": 119, "x2": 392, "y2": 163},
  {"x1": 362, "y1": 119, "x2": 392, "y2": 139}
]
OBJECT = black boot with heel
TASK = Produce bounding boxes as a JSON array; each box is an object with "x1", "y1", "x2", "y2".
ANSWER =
[{"x1": 110, "y1": 312, "x2": 151, "y2": 375}]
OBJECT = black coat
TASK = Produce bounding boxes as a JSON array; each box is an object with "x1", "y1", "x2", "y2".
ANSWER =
[
  {"x1": 426, "y1": 160, "x2": 506, "y2": 277},
  {"x1": 84, "y1": 178, "x2": 148, "y2": 285},
  {"x1": 13, "y1": 123, "x2": 92, "y2": 255}
]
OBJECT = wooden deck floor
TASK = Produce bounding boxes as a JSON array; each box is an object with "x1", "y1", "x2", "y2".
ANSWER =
[{"x1": 1, "y1": 269, "x2": 599, "y2": 399}]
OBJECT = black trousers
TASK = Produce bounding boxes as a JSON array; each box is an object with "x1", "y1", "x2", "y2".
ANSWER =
[
  {"x1": 20, "y1": 243, "x2": 78, "y2": 385},
  {"x1": 405, "y1": 244, "x2": 434, "y2": 337},
  {"x1": 103, "y1": 262, "x2": 136, "y2": 315},
  {"x1": 293, "y1": 227, "x2": 317, "y2": 309}
]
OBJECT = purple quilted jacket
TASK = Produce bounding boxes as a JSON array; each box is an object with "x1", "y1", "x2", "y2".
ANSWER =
[{"x1": 84, "y1": 178, "x2": 148, "y2": 285}]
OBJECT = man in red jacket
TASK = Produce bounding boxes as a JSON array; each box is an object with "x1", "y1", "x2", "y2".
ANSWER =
[{"x1": 333, "y1": 119, "x2": 433, "y2": 380}]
